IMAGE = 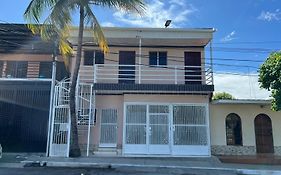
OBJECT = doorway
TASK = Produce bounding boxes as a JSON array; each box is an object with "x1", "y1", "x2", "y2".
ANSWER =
[
  {"x1": 119, "y1": 51, "x2": 136, "y2": 84},
  {"x1": 184, "y1": 52, "x2": 202, "y2": 84},
  {"x1": 254, "y1": 114, "x2": 274, "y2": 154}
]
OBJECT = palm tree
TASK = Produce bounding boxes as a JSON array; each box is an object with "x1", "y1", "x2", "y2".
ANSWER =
[{"x1": 24, "y1": 0, "x2": 145, "y2": 157}]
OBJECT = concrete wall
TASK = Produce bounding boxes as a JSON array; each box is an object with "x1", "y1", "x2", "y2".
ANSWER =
[{"x1": 210, "y1": 103, "x2": 281, "y2": 155}]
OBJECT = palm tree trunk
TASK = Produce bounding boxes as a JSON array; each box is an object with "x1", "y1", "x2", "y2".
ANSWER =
[{"x1": 69, "y1": 5, "x2": 84, "y2": 157}]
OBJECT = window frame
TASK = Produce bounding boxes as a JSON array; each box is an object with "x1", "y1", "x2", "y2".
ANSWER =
[
  {"x1": 149, "y1": 51, "x2": 167, "y2": 67},
  {"x1": 83, "y1": 50, "x2": 104, "y2": 66}
]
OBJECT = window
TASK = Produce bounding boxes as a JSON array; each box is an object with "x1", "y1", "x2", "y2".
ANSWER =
[
  {"x1": 5, "y1": 61, "x2": 28, "y2": 78},
  {"x1": 149, "y1": 52, "x2": 167, "y2": 66},
  {"x1": 225, "y1": 113, "x2": 242, "y2": 146},
  {"x1": 39, "y1": 62, "x2": 52, "y2": 78},
  {"x1": 84, "y1": 50, "x2": 104, "y2": 66}
]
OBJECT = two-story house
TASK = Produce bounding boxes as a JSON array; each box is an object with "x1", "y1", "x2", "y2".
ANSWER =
[{"x1": 49, "y1": 27, "x2": 215, "y2": 157}]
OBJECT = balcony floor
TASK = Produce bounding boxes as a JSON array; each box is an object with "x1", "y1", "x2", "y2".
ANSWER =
[{"x1": 93, "y1": 83, "x2": 214, "y2": 94}]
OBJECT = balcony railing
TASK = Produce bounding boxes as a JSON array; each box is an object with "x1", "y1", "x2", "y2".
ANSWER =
[{"x1": 79, "y1": 64, "x2": 213, "y2": 85}]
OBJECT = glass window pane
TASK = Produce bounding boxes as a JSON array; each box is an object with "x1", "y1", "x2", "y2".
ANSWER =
[
  {"x1": 149, "y1": 105, "x2": 169, "y2": 113},
  {"x1": 101, "y1": 109, "x2": 117, "y2": 124},
  {"x1": 159, "y1": 52, "x2": 167, "y2": 65},
  {"x1": 39, "y1": 62, "x2": 52, "y2": 78},
  {"x1": 126, "y1": 105, "x2": 146, "y2": 124},
  {"x1": 149, "y1": 114, "x2": 168, "y2": 124},
  {"x1": 173, "y1": 126, "x2": 207, "y2": 145},
  {"x1": 149, "y1": 52, "x2": 157, "y2": 66},
  {"x1": 173, "y1": 106, "x2": 206, "y2": 125},
  {"x1": 150, "y1": 125, "x2": 169, "y2": 144},
  {"x1": 84, "y1": 51, "x2": 94, "y2": 65},
  {"x1": 95, "y1": 50, "x2": 104, "y2": 64},
  {"x1": 126, "y1": 125, "x2": 146, "y2": 144}
]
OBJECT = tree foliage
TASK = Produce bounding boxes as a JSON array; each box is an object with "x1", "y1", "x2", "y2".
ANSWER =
[
  {"x1": 212, "y1": 92, "x2": 235, "y2": 100},
  {"x1": 259, "y1": 51, "x2": 281, "y2": 111}
]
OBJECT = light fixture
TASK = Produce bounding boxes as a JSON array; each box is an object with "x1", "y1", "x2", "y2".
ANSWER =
[{"x1": 165, "y1": 20, "x2": 172, "y2": 28}]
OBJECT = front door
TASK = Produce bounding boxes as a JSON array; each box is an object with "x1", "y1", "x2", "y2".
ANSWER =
[
  {"x1": 255, "y1": 114, "x2": 274, "y2": 154},
  {"x1": 184, "y1": 52, "x2": 202, "y2": 84},
  {"x1": 100, "y1": 109, "x2": 118, "y2": 147},
  {"x1": 148, "y1": 105, "x2": 170, "y2": 154},
  {"x1": 119, "y1": 51, "x2": 136, "y2": 84}
]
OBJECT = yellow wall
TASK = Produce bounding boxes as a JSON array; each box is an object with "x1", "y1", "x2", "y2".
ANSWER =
[{"x1": 210, "y1": 103, "x2": 281, "y2": 146}]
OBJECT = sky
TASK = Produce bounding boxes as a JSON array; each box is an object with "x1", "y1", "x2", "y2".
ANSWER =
[{"x1": 0, "y1": 0, "x2": 280, "y2": 99}]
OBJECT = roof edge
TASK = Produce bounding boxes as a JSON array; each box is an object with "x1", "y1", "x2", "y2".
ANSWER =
[{"x1": 211, "y1": 99, "x2": 272, "y2": 105}]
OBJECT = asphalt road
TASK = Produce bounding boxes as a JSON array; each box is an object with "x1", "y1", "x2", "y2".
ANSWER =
[{"x1": 0, "y1": 167, "x2": 238, "y2": 175}]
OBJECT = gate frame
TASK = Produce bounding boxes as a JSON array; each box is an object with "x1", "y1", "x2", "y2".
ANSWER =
[{"x1": 122, "y1": 102, "x2": 211, "y2": 156}]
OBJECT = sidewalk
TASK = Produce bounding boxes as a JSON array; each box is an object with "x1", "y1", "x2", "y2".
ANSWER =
[{"x1": 21, "y1": 156, "x2": 281, "y2": 175}]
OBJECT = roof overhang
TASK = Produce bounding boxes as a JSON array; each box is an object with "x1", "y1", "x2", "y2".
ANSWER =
[
  {"x1": 211, "y1": 99, "x2": 272, "y2": 105},
  {"x1": 69, "y1": 27, "x2": 215, "y2": 47}
]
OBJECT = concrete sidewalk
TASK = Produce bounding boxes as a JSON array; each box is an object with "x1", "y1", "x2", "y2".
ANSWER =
[{"x1": 21, "y1": 156, "x2": 281, "y2": 175}]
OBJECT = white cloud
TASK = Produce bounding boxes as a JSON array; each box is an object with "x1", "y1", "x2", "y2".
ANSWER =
[
  {"x1": 221, "y1": 31, "x2": 237, "y2": 42},
  {"x1": 214, "y1": 73, "x2": 271, "y2": 99},
  {"x1": 257, "y1": 9, "x2": 281, "y2": 21},
  {"x1": 110, "y1": 0, "x2": 197, "y2": 28},
  {"x1": 101, "y1": 22, "x2": 115, "y2": 27}
]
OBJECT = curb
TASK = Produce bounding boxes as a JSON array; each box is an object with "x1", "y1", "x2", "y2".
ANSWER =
[
  {"x1": 0, "y1": 163, "x2": 24, "y2": 168},
  {"x1": 22, "y1": 160, "x2": 281, "y2": 174}
]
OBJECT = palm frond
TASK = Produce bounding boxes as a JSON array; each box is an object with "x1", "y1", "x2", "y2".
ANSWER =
[
  {"x1": 90, "y1": 0, "x2": 146, "y2": 14},
  {"x1": 84, "y1": 5, "x2": 109, "y2": 53},
  {"x1": 24, "y1": 0, "x2": 58, "y2": 23}
]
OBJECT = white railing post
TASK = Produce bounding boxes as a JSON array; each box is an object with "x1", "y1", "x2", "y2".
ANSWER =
[
  {"x1": 138, "y1": 36, "x2": 142, "y2": 84},
  {"x1": 175, "y1": 66, "x2": 178, "y2": 84},
  {"x1": 86, "y1": 84, "x2": 93, "y2": 157},
  {"x1": 94, "y1": 65, "x2": 97, "y2": 83},
  {"x1": 138, "y1": 65, "x2": 141, "y2": 84}
]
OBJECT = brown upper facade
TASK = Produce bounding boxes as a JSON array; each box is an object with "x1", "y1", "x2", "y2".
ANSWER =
[
  {"x1": 69, "y1": 27, "x2": 216, "y2": 94},
  {"x1": 0, "y1": 24, "x2": 68, "y2": 81}
]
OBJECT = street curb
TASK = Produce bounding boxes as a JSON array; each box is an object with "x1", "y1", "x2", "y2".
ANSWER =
[
  {"x1": 0, "y1": 163, "x2": 24, "y2": 168},
  {"x1": 22, "y1": 160, "x2": 281, "y2": 174}
]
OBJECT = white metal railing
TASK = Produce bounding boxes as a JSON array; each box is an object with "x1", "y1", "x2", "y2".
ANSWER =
[{"x1": 81, "y1": 64, "x2": 213, "y2": 85}]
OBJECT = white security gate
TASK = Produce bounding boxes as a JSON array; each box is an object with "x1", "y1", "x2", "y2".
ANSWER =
[
  {"x1": 49, "y1": 81, "x2": 71, "y2": 157},
  {"x1": 124, "y1": 105, "x2": 147, "y2": 154},
  {"x1": 148, "y1": 105, "x2": 170, "y2": 154},
  {"x1": 172, "y1": 105, "x2": 209, "y2": 156},
  {"x1": 100, "y1": 109, "x2": 118, "y2": 147},
  {"x1": 49, "y1": 81, "x2": 95, "y2": 157},
  {"x1": 124, "y1": 104, "x2": 209, "y2": 156}
]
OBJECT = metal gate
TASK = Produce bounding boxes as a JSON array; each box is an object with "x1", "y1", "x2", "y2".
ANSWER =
[
  {"x1": 49, "y1": 80, "x2": 95, "y2": 157},
  {"x1": 49, "y1": 80, "x2": 71, "y2": 157},
  {"x1": 100, "y1": 109, "x2": 117, "y2": 147},
  {"x1": 148, "y1": 105, "x2": 170, "y2": 154},
  {"x1": 124, "y1": 103, "x2": 210, "y2": 156}
]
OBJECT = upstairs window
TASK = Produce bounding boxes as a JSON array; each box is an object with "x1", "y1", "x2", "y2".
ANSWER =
[
  {"x1": 226, "y1": 113, "x2": 243, "y2": 146},
  {"x1": 5, "y1": 61, "x2": 28, "y2": 78},
  {"x1": 149, "y1": 52, "x2": 167, "y2": 66},
  {"x1": 39, "y1": 62, "x2": 52, "y2": 78},
  {"x1": 84, "y1": 50, "x2": 104, "y2": 66}
]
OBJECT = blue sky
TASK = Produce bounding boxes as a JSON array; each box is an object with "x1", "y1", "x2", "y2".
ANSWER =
[{"x1": 0, "y1": 0, "x2": 280, "y2": 98}]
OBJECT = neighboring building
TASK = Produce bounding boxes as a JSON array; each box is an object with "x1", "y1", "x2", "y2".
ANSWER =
[
  {"x1": 210, "y1": 99, "x2": 281, "y2": 156},
  {"x1": 48, "y1": 27, "x2": 215, "y2": 157},
  {"x1": 0, "y1": 24, "x2": 68, "y2": 152}
]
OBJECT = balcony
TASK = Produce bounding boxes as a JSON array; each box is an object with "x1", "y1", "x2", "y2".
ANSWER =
[{"x1": 79, "y1": 64, "x2": 214, "y2": 93}]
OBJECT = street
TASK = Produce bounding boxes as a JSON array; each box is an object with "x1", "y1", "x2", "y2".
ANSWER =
[{"x1": 0, "y1": 167, "x2": 238, "y2": 175}]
